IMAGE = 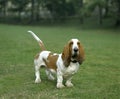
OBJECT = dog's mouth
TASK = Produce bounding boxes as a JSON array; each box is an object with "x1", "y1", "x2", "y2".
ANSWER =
[
  {"x1": 72, "y1": 52, "x2": 78, "y2": 58},
  {"x1": 72, "y1": 47, "x2": 79, "y2": 58}
]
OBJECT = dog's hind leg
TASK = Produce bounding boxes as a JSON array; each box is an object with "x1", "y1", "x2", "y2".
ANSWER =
[
  {"x1": 45, "y1": 69, "x2": 55, "y2": 81},
  {"x1": 35, "y1": 65, "x2": 41, "y2": 83}
]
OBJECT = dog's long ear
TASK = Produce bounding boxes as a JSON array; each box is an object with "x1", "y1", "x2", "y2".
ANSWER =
[
  {"x1": 62, "y1": 41, "x2": 72, "y2": 67},
  {"x1": 77, "y1": 42, "x2": 85, "y2": 65}
]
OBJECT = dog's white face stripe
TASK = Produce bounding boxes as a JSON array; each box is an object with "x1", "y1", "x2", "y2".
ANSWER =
[
  {"x1": 71, "y1": 39, "x2": 80, "y2": 56},
  {"x1": 72, "y1": 39, "x2": 79, "y2": 49}
]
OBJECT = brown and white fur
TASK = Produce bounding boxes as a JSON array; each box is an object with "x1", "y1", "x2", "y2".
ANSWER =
[{"x1": 28, "y1": 31, "x2": 85, "y2": 88}]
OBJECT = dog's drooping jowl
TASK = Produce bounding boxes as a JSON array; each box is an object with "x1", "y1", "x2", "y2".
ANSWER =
[{"x1": 28, "y1": 31, "x2": 85, "y2": 88}]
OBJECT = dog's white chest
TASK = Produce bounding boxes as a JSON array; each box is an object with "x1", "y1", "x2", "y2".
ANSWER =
[{"x1": 63, "y1": 63, "x2": 79, "y2": 78}]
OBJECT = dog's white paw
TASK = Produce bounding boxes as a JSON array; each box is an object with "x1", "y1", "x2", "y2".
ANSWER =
[
  {"x1": 35, "y1": 78, "x2": 41, "y2": 83},
  {"x1": 65, "y1": 81, "x2": 74, "y2": 87},
  {"x1": 57, "y1": 83, "x2": 65, "y2": 89}
]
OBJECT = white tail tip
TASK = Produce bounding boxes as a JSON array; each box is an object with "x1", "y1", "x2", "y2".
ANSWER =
[
  {"x1": 28, "y1": 30, "x2": 34, "y2": 34},
  {"x1": 28, "y1": 30, "x2": 42, "y2": 42}
]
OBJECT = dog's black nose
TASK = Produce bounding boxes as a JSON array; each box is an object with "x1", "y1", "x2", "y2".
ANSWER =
[{"x1": 74, "y1": 47, "x2": 78, "y2": 52}]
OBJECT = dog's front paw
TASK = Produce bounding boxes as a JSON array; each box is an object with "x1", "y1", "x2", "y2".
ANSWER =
[
  {"x1": 65, "y1": 81, "x2": 74, "y2": 87},
  {"x1": 57, "y1": 83, "x2": 65, "y2": 89},
  {"x1": 35, "y1": 78, "x2": 41, "y2": 83}
]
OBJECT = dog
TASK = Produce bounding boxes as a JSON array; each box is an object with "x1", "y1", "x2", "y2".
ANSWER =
[{"x1": 28, "y1": 31, "x2": 85, "y2": 88}]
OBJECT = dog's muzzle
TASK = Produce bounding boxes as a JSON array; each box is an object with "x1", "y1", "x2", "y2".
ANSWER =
[{"x1": 72, "y1": 47, "x2": 79, "y2": 58}]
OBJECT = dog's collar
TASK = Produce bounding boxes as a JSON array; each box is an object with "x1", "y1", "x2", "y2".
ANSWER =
[{"x1": 71, "y1": 60, "x2": 78, "y2": 63}]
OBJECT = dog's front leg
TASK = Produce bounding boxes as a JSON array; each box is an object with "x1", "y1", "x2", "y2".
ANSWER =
[
  {"x1": 65, "y1": 76, "x2": 74, "y2": 87},
  {"x1": 56, "y1": 70, "x2": 65, "y2": 88}
]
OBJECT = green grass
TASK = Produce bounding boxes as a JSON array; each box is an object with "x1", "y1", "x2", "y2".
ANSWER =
[{"x1": 0, "y1": 24, "x2": 120, "y2": 99}]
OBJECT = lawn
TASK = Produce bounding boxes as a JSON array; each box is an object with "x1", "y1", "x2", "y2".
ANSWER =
[{"x1": 0, "y1": 24, "x2": 120, "y2": 99}]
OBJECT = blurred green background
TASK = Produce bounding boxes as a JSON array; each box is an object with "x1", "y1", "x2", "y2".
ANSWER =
[{"x1": 0, "y1": 0, "x2": 120, "y2": 27}]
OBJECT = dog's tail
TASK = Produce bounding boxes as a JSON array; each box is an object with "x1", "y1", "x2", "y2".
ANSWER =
[{"x1": 28, "y1": 30, "x2": 45, "y2": 51}]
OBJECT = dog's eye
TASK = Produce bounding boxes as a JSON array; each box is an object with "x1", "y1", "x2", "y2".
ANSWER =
[
  {"x1": 77, "y1": 42, "x2": 80, "y2": 45},
  {"x1": 70, "y1": 41, "x2": 73, "y2": 45}
]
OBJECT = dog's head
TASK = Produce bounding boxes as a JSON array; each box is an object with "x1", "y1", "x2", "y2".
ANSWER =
[{"x1": 62, "y1": 39, "x2": 85, "y2": 67}]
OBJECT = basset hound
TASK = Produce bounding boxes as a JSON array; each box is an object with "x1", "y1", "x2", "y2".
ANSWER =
[{"x1": 28, "y1": 31, "x2": 85, "y2": 88}]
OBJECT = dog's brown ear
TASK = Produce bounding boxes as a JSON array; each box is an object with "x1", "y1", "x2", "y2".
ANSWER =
[
  {"x1": 62, "y1": 40, "x2": 73, "y2": 67},
  {"x1": 77, "y1": 43, "x2": 85, "y2": 65}
]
